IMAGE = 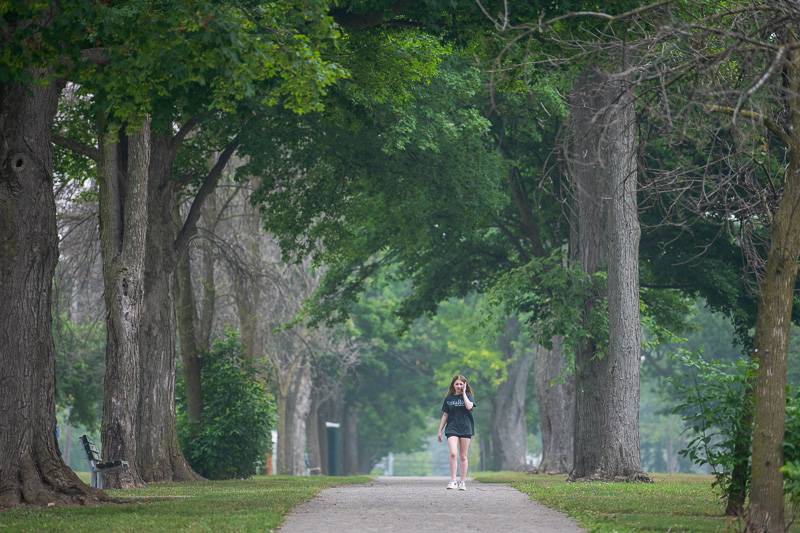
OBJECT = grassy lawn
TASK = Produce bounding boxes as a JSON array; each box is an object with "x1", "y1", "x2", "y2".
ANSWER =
[
  {"x1": 474, "y1": 471, "x2": 799, "y2": 533},
  {"x1": 0, "y1": 475, "x2": 370, "y2": 532}
]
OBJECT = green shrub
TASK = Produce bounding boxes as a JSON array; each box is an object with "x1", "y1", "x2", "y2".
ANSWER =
[
  {"x1": 671, "y1": 351, "x2": 800, "y2": 509},
  {"x1": 178, "y1": 329, "x2": 275, "y2": 479},
  {"x1": 784, "y1": 389, "x2": 800, "y2": 510},
  {"x1": 668, "y1": 350, "x2": 755, "y2": 502}
]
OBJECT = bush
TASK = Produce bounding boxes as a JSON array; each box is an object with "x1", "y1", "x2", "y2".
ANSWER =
[
  {"x1": 178, "y1": 330, "x2": 275, "y2": 479},
  {"x1": 671, "y1": 351, "x2": 800, "y2": 509},
  {"x1": 668, "y1": 350, "x2": 755, "y2": 502},
  {"x1": 783, "y1": 389, "x2": 800, "y2": 511}
]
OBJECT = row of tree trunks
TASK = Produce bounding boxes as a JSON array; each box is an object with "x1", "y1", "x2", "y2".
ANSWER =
[
  {"x1": 0, "y1": 77, "x2": 98, "y2": 506},
  {"x1": 534, "y1": 337, "x2": 574, "y2": 474},
  {"x1": 568, "y1": 67, "x2": 646, "y2": 481},
  {"x1": 276, "y1": 357, "x2": 313, "y2": 474},
  {"x1": 98, "y1": 119, "x2": 151, "y2": 488}
]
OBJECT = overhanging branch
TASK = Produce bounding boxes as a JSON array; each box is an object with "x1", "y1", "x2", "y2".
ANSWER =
[
  {"x1": 174, "y1": 139, "x2": 239, "y2": 254},
  {"x1": 52, "y1": 134, "x2": 100, "y2": 162},
  {"x1": 705, "y1": 104, "x2": 793, "y2": 147}
]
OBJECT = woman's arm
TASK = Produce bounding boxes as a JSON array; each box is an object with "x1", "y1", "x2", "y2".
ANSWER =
[
  {"x1": 437, "y1": 412, "x2": 448, "y2": 442},
  {"x1": 462, "y1": 390, "x2": 474, "y2": 411}
]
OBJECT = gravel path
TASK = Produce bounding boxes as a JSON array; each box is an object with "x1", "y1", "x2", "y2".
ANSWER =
[{"x1": 278, "y1": 476, "x2": 585, "y2": 533}]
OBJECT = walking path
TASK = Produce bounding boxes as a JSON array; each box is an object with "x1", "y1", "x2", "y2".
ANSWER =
[{"x1": 278, "y1": 476, "x2": 584, "y2": 533}]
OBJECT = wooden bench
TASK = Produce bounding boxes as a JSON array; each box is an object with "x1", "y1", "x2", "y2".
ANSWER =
[{"x1": 79, "y1": 435, "x2": 129, "y2": 489}]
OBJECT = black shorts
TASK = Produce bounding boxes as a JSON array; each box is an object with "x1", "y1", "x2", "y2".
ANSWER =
[{"x1": 445, "y1": 434, "x2": 471, "y2": 439}]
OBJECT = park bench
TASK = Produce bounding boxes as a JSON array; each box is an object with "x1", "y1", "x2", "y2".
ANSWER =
[{"x1": 79, "y1": 435, "x2": 129, "y2": 489}]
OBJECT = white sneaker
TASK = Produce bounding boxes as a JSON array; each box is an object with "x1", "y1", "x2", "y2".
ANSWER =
[
  {"x1": 458, "y1": 481, "x2": 466, "y2": 491},
  {"x1": 446, "y1": 480, "x2": 458, "y2": 489}
]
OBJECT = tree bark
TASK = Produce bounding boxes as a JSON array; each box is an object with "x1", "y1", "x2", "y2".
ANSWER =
[
  {"x1": 0, "y1": 77, "x2": 98, "y2": 507},
  {"x1": 569, "y1": 67, "x2": 646, "y2": 481},
  {"x1": 342, "y1": 406, "x2": 359, "y2": 475},
  {"x1": 197, "y1": 192, "x2": 217, "y2": 352},
  {"x1": 491, "y1": 318, "x2": 534, "y2": 471},
  {"x1": 175, "y1": 242, "x2": 203, "y2": 427},
  {"x1": 746, "y1": 31, "x2": 800, "y2": 533},
  {"x1": 277, "y1": 357, "x2": 313, "y2": 474},
  {"x1": 306, "y1": 402, "x2": 322, "y2": 473},
  {"x1": 535, "y1": 337, "x2": 574, "y2": 474},
  {"x1": 136, "y1": 135, "x2": 199, "y2": 482},
  {"x1": 747, "y1": 159, "x2": 800, "y2": 533},
  {"x1": 98, "y1": 119, "x2": 152, "y2": 488}
]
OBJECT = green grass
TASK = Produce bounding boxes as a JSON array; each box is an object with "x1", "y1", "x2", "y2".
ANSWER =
[
  {"x1": 0, "y1": 475, "x2": 370, "y2": 532},
  {"x1": 474, "y1": 472, "x2": 799, "y2": 533}
]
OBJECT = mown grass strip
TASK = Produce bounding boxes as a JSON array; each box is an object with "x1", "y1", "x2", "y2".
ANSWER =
[
  {"x1": 475, "y1": 472, "x2": 798, "y2": 532},
  {"x1": 0, "y1": 475, "x2": 371, "y2": 532}
]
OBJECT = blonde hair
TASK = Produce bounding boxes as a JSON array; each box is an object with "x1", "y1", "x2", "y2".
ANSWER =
[{"x1": 447, "y1": 374, "x2": 474, "y2": 397}]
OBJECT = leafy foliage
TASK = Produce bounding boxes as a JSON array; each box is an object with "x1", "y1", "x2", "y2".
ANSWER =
[
  {"x1": 668, "y1": 350, "x2": 756, "y2": 501},
  {"x1": 486, "y1": 249, "x2": 607, "y2": 357},
  {"x1": 52, "y1": 310, "x2": 105, "y2": 431},
  {"x1": 783, "y1": 389, "x2": 800, "y2": 510},
  {"x1": 178, "y1": 330, "x2": 275, "y2": 480}
]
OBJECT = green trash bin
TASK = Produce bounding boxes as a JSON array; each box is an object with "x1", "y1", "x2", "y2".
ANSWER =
[{"x1": 326, "y1": 422, "x2": 340, "y2": 475}]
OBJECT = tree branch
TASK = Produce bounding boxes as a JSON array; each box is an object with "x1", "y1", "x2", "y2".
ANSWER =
[
  {"x1": 704, "y1": 104, "x2": 792, "y2": 147},
  {"x1": 172, "y1": 117, "x2": 199, "y2": 147},
  {"x1": 52, "y1": 134, "x2": 100, "y2": 162},
  {"x1": 174, "y1": 139, "x2": 239, "y2": 254}
]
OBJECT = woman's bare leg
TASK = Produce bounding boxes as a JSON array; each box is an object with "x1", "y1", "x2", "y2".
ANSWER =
[
  {"x1": 447, "y1": 436, "x2": 459, "y2": 481},
  {"x1": 459, "y1": 437, "x2": 471, "y2": 480}
]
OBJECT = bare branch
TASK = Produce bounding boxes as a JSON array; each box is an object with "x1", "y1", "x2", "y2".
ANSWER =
[
  {"x1": 704, "y1": 104, "x2": 792, "y2": 146},
  {"x1": 52, "y1": 134, "x2": 100, "y2": 162}
]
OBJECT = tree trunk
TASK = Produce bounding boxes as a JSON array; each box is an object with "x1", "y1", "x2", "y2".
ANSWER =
[
  {"x1": 569, "y1": 67, "x2": 646, "y2": 481},
  {"x1": 479, "y1": 421, "x2": 494, "y2": 471},
  {"x1": 234, "y1": 277, "x2": 262, "y2": 363},
  {"x1": 306, "y1": 402, "x2": 322, "y2": 473},
  {"x1": 317, "y1": 399, "x2": 333, "y2": 475},
  {"x1": 747, "y1": 161, "x2": 800, "y2": 531},
  {"x1": 746, "y1": 34, "x2": 800, "y2": 533},
  {"x1": 175, "y1": 234, "x2": 203, "y2": 427},
  {"x1": 0, "y1": 77, "x2": 97, "y2": 507},
  {"x1": 136, "y1": 135, "x2": 199, "y2": 482},
  {"x1": 535, "y1": 337, "x2": 574, "y2": 474},
  {"x1": 98, "y1": 119, "x2": 152, "y2": 488},
  {"x1": 197, "y1": 192, "x2": 217, "y2": 352},
  {"x1": 342, "y1": 406, "x2": 359, "y2": 475},
  {"x1": 491, "y1": 319, "x2": 534, "y2": 471},
  {"x1": 277, "y1": 358, "x2": 313, "y2": 474}
]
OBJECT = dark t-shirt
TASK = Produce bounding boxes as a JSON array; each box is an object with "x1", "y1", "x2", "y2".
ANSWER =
[{"x1": 441, "y1": 394, "x2": 475, "y2": 437}]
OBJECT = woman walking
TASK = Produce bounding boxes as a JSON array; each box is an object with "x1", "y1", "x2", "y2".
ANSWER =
[{"x1": 437, "y1": 375, "x2": 475, "y2": 490}]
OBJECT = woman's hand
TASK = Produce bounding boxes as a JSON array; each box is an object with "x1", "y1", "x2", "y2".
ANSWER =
[{"x1": 437, "y1": 431, "x2": 443, "y2": 443}]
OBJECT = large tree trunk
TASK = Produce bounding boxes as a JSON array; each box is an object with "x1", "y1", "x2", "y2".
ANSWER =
[
  {"x1": 569, "y1": 67, "x2": 646, "y2": 481},
  {"x1": 746, "y1": 34, "x2": 800, "y2": 533},
  {"x1": 535, "y1": 337, "x2": 574, "y2": 474},
  {"x1": 0, "y1": 77, "x2": 97, "y2": 506},
  {"x1": 136, "y1": 136, "x2": 199, "y2": 482},
  {"x1": 747, "y1": 160, "x2": 800, "y2": 532},
  {"x1": 342, "y1": 406, "x2": 359, "y2": 475},
  {"x1": 98, "y1": 119, "x2": 152, "y2": 488},
  {"x1": 491, "y1": 319, "x2": 534, "y2": 471}
]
